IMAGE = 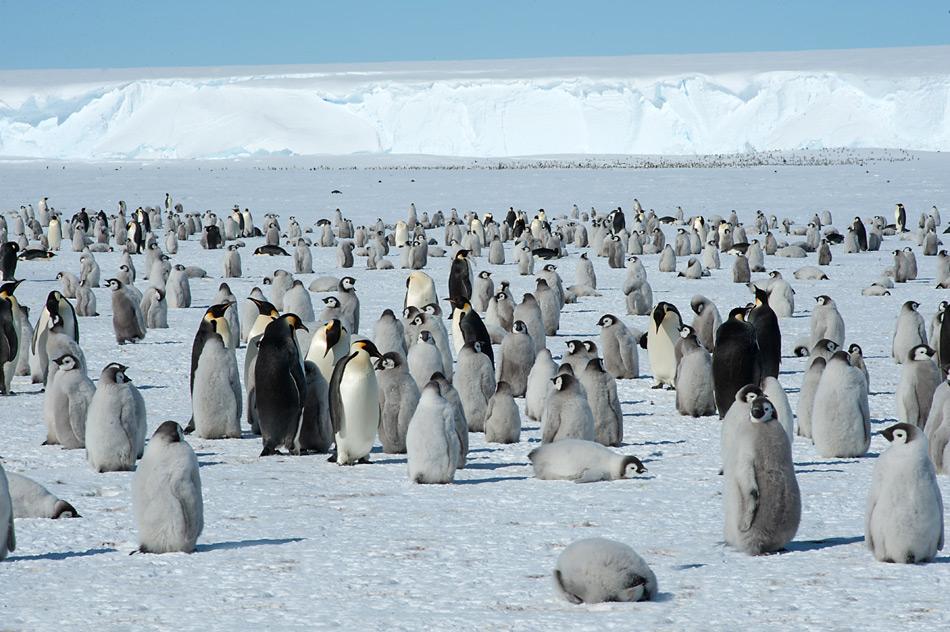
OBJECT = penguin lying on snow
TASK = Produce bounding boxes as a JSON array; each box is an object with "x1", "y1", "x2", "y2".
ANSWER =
[
  {"x1": 554, "y1": 538, "x2": 658, "y2": 604},
  {"x1": 529, "y1": 439, "x2": 645, "y2": 483},
  {"x1": 5, "y1": 473, "x2": 79, "y2": 519}
]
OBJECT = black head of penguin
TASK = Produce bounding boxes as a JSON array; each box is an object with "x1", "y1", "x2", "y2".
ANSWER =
[
  {"x1": 101, "y1": 362, "x2": 130, "y2": 384},
  {"x1": 728, "y1": 307, "x2": 747, "y2": 322},
  {"x1": 583, "y1": 340, "x2": 598, "y2": 354},
  {"x1": 352, "y1": 339, "x2": 383, "y2": 359},
  {"x1": 749, "y1": 396, "x2": 775, "y2": 423},
  {"x1": 375, "y1": 351, "x2": 403, "y2": 371},
  {"x1": 597, "y1": 314, "x2": 617, "y2": 328},
  {"x1": 652, "y1": 302, "x2": 681, "y2": 330},
  {"x1": 322, "y1": 319, "x2": 344, "y2": 355},
  {"x1": 153, "y1": 420, "x2": 183, "y2": 444},
  {"x1": 205, "y1": 302, "x2": 233, "y2": 320},
  {"x1": 550, "y1": 373, "x2": 577, "y2": 391},
  {"x1": 264, "y1": 314, "x2": 309, "y2": 342},
  {"x1": 249, "y1": 297, "x2": 280, "y2": 317},
  {"x1": 882, "y1": 421, "x2": 918, "y2": 444},
  {"x1": 585, "y1": 357, "x2": 606, "y2": 373},
  {"x1": 830, "y1": 350, "x2": 852, "y2": 365},
  {"x1": 752, "y1": 286, "x2": 769, "y2": 306},
  {"x1": 0, "y1": 279, "x2": 22, "y2": 298},
  {"x1": 736, "y1": 384, "x2": 763, "y2": 404}
]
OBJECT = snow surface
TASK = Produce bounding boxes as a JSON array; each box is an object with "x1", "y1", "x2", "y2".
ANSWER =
[
  {"x1": 1, "y1": 46, "x2": 949, "y2": 159},
  {"x1": 0, "y1": 150, "x2": 949, "y2": 629}
]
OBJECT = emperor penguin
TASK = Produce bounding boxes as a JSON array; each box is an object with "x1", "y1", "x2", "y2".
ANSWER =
[
  {"x1": 448, "y1": 298, "x2": 494, "y2": 366},
  {"x1": 44, "y1": 353, "x2": 95, "y2": 449},
  {"x1": 554, "y1": 538, "x2": 657, "y2": 604},
  {"x1": 448, "y1": 249, "x2": 474, "y2": 302},
  {"x1": 896, "y1": 345, "x2": 940, "y2": 428},
  {"x1": 5, "y1": 473, "x2": 79, "y2": 519},
  {"x1": 224, "y1": 244, "x2": 242, "y2": 278},
  {"x1": 811, "y1": 351, "x2": 871, "y2": 458},
  {"x1": 406, "y1": 382, "x2": 461, "y2": 484},
  {"x1": 76, "y1": 279, "x2": 98, "y2": 317},
  {"x1": 525, "y1": 349, "x2": 558, "y2": 420},
  {"x1": 512, "y1": 293, "x2": 546, "y2": 355},
  {"x1": 430, "y1": 372, "x2": 469, "y2": 468},
  {"x1": 761, "y1": 376, "x2": 795, "y2": 443},
  {"x1": 496, "y1": 320, "x2": 534, "y2": 396},
  {"x1": 895, "y1": 202, "x2": 907, "y2": 233},
  {"x1": 133, "y1": 421, "x2": 203, "y2": 554},
  {"x1": 646, "y1": 302, "x2": 682, "y2": 388},
  {"x1": 336, "y1": 276, "x2": 361, "y2": 335},
  {"x1": 306, "y1": 318, "x2": 351, "y2": 384},
  {"x1": 893, "y1": 301, "x2": 927, "y2": 364},
  {"x1": 376, "y1": 352, "x2": 419, "y2": 454},
  {"x1": 0, "y1": 464, "x2": 14, "y2": 560},
  {"x1": 0, "y1": 294, "x2": 17, "y2": 395},
  {"x1": 579, "y1": 358, "x2": 623, "y2": 446},
  {"x1": 408, "y1": 331, "x2": 446, "y2": 389},
  {"x1": 575, "y1": 252, "x2": 597, "y2": 289},
  {"x1": 597, "y1": 314, "x2": 639, "y2": 379},
  {"x1": 562, "y1": 339, "x2": 594, "y2": 376},
  {"x1": 748, "y1": 286, "x2": 781, "y2": 378},
  {"x1": 796, "y1": 356, "x2": 826, "y2": 439},
  {"x1": 849, "y1": 343, "x2": 870, "y2": 388},
  {"x1": 190, "y1": 309, "x2": 242, "y2": 440},
  {"x1": 165, "y1": 264, "x2": 191, "y2": 308},
  {"x1": 329, "y1": 339, "x2": 384, "y2": 465},
  {"x1": 529, "y1": 439, "x2": 646, "y2": 483},
  {"x1": 404, "y1": 271, "x2": 438, "y2": 310},
  {"x1": 85, "y1": 363, "x2": 147, "y2": 472},
  {"x1": 484, "y1": 381, "x2": 521, "y2": 444},
  {"x1": 106, "y1": 279, "x2": 146, "y2": 344},
  {"x1": 690, "y1": 295, "x2": 721, "y2": 351},
  {"x1": 675, "y1": 326, "x2": 716, "y2": 417},
  {"x1": 454, "y1": 341, "x2": 495, "y2": 432},
  {"x1": 473, "y1": 271, "x2": 494, "y2": 313},
  {"x1": 867, "y1": 422, "x2": 944, "y2": 563},
  {"x1": 255, "y1": 314, "x2": 309, "y2": 456},
  {"x1": 810, "y1": 295, "x2": 845, "y2": 349},
  {"x1": 712, "y1": 308, "x2": 762, "y2": 418},
  {"x1": 373, "y1": 309, "x2": 406, "y2": 358},
  {"x1": 541, "y1": 374, "x2": 595, "y2": 443},
  {"x1": 723, "y1": 395, "x2": 801, "y2": 555},
  {"x1": 30, "y1": 290, "x2": 79, "y2": 384},
  {"x1": 282, "y1": 280, "x2": 314, "y2": 323},
  {"x1": 240, "y1": 288, "x2": 267, "y2": 343}
]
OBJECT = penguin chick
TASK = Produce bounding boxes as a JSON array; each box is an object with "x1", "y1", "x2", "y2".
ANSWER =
[
  {"x1": 529, "y1": 439, "x2": 645, "y2": 483},
  {"x1": 893, "y1": 301, "x2": 927, "y2": 365},
  {"x1": 579, "y1": 358, "x2": 623, "y2": 447},
  {"x1": 408, "y1": 331, "x2": 445, "y2": 390},
  {"x1": 896, "y1": 345, "x2": 940, "y2": 428},
  {"x1": 866, "y1": 423, "x2": 944, "y2": 563},
  {"x1": 454, "y1": 342, "x2": 495, "y2": 432},
  {"x1": 541, "y1": 374, "x2": 595, "y2": 443},
  {"x1": 5, "y1": 473, "x2": 79, "y2": 518},
  {"x1": 406, "y1": 382, "x2": 461, "y2": 484},
  {"x1": 133, "y1": 421, "x2": 203, "y2": 553},
  {"x1": 376, "y1": 352, "x2": 420, "y2": 454},
  {"x1": 85, "y1": 363, "x2": 147, "y2": 472},
  {"x1": 496, "y1": 320, "x2": 534, "y2": 396},
  {"x1": 597, "y1": 314, "x2": 639, "y2": 379},
  {"x1": 484, "y1": 381, "x2": 521, "y2": 444},
  {"x1": 675, "y1": 327, "x2": 716, "y2": 417},
  {"x1": 811, "y1": 351, "x2": 870, "y2": 458},
  {"x1": 525, "y1": 348, "x2": 558, "y2": 421},
  {"x1": 554, "y1": 538, "x2": 657, "y2": 604}
]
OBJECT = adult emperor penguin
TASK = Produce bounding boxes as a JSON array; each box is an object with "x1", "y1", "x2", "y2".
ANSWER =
[
  {"x1": 190, "y1": 307, "x2": 242, "y2": 440},
  {"x1": 723, "y1": 395, "x2": 801, "y2": 555},
  {"x1": 85, "y1": 363, "x2": 147, "y2": 472},
  {"x1": 529, "y1": 439, "x2": 646, "y2": 482},
  {"x1": 329, "y1": 339, "x2": 384, "y2": 465},
  {"x1": 811, "y1": 351, "x2": 871, "y2": 458},
  {"x1": 867, "y1": 423, "x2": 944, "y2": 563},
  {"x1": 406, "y1": 381, "x2": 461, "y2": 484},
  {"x1": 896, "y1": 345, "x2": 940, "y2": 428},
  {"x1": 0, "y1": 242, "x2": 19, "y2": 282},
  {"x1": 30, "y1": 290, "x2": 79, "y2": 384},
  {"x1": 554, "y1": 538, "x2": 657, "y2": 604},
  {"x1": 376, "y1": 352, "x2": 420, "y2": 454},
  {"x1": 895, "y1": 202, "x2": 907, "y2": 233},
  {"x1": 448, "y1": 298, "x2": 494, "y2": 366},
  {"x1": 893, "y1": 301, "x2": 927, "y2": 365},
  {"x1": 0, "y1": 464, "x2": 14, "y2": 560},
  {"x1": 646, "y1": 302, "x2": 681, "y2": 388},
  {"x1": 0, "y1": 294, "x2": 17, "y2": 395},
  {"x1": 255, "y1": 314, "x2": 309, "y2": 456},
  {"x1": 133, "y1": 421, "x2": 203, "y2": 554},
  {"x1": 404, "y1": 271, "x2": 438, "y2": 310},
  {"x1": 541, "y1": 373, "x2": 595, "y2": 443},
  {"x1": 305, "y1": 318, "x2": 351, "y2": 383},
  {"x1": 712, "y1": 308, "x2": 762, "y2": 418},
  {"x1": 448, "y1": 249, "x2": 474, "y2": 302},
  {"x1": 748, "y1": 286, "x2": 781, "y2": 378},
  {"x1": 44, "y1": 353, "x2": 95, "y2": 449},
  {"x1": 675, "y1": 326, "x2": 716, "y2": 417}
]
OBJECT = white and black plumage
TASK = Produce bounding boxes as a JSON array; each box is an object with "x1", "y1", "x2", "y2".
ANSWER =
[
  {"x1": 712, "y1": 308, "x2": 761, "y2": 418},
  {"x1": 579, "y1": 358, "x2": 623, "y2": 447},
  {"x1": 810, "y1": 295, "x2": 845, "y2": 349},
  {"x1": 541, "y1": 374, "x2": 595, "y2": 443},
  {"x1": 529, "y1": 439, "x2": 645, "y2": 483},
  {"x1": 85, "y1": 363, "x2": 147, "y2": 472},
  {"x1": 43, "y1": 353, "x2": 94, "y2": 449},
  {"x1": 525, "y1": 348, "x2": 557, "y2": 421},
  {"x1": 376, "y1": 352, "x2": 419, "y2": 454},
  {"x1": 896, "y1": 344, "x2": 941, "y2": 428},
  {"x1": 455, "y1": 342, "x2": 496, "y2": 432},
  {"x1": 106, "y1": 279, "x2": 145, "y2": 344},
  {"x1": 597, "y1": 314, "x2": 639, "y2": 379},
  {"x1": 675, "y1": 326, "x2": 716, "y2": 417},
  {"x1": 893, "y1": 301, "x2": 928, "y2": 365},
  {"x1": 5, "y1": 473, "x2": 79, "y2": 519},
  {"x1": 496, "y1": 320, "x2": 534, "y2": 396}
]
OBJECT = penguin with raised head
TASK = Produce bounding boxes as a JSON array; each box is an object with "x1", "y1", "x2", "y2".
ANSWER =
[
  {"x1": 85, "y1": 363, "x2": 147, "y2": 472},
  {"x1": 712, "y1": 308, "x2": 761, "y2": 418},
  {"x1": 896, "y1": 344, "x2": 940, "y2": 428},
  {"x1": 30, "y1": 290, "x2": 79, "y2": 384},
  {"x1": 448, "y1": 249, "x2": 473, "y2": 302},
  {"x1": 44, "y1": 353, "x2": 94, "y2": 449},
  {"x1": 646, "y1": 302, "x2": 681, "y2": 388},
  {"x1": 675, "y1": 326, "x2": 716, "y2": 417},
  {"x1": 0, "y1": 242, "x2": 19, "y2": 282},
  {"x1": 408, "y1": 331, "x2": 445, "y2": 390},
  {"x1": 690, "y1": 295, "x2": 721, "y2": 351},
  {"x1": 895, "y1": 202, "x2": 907, "y2": 233},
  {"x1": 542, "y1": 374, "x2": 595, "y2": 443},
  {"x1": 529, "y1": 439, "x2": 646, "y2": 483},
  {"x1": 796, "y1": 356, "x2": 826, "y2": 439},
  {"x1": 224, "y1": 244, "x2": 242, "y2": 278},
  {"x1": 810, "y1": 295, "x2": 845, "y2": 349},
  {"x1": 723, "y1": 395, "x2": 801, "y2": 555},
  {"x1": 404, "y1": 271, "x2": 438, "y2": 311},
  {"x1": 893, "y1": 301, "x2": 927, "y2": 365},
  {"x1": 473, "y1": 271, "x2": 494, "y2": 313},
  {"x1": 579, "y1": 358, "x2": 623, "y2": 446},
  {"x1": 0, "y1": 294, "x2": 17, "y2": 395},
  {"x1": 812, "y1": 351, "x2": 871, "y2": 458},
  {"x1": 406, "y1": 382, "x2": 461, "y2": 484},
  {"x1": 190, "y1": 304, "x2": 242, "y2": 440},
  {"x1": 337, "y1": 276, "x2": 361, "y2": 335},
  {"x1": 305, "y1": 318, "x2": 350, "y2": 384},
  {"x1": 376, "y1": 352, "x2": 419, "y2": 454},
  {"x1": 512, "y1": 292, "x2": 545, "y2": 355},
  {"x1": 106, "y1": 279, "x2": 146, "y2": 345},
  {"x1": 330, "y1": 340, "x2": 384, "y2": 465},
  {"x1": 448, "y1": 298, "x2": 494, "y2": 366},
  {"x1": 455, "y1": 341, "x2": 495, "y2": 432},
  {"x1": 849, "y1": 343, "x2": 870, "y2": 388},
  {"x1": 133, "y1": 421, "x2": 203, "y2": 554},
  {"x1": 554, "y1": 538, "x2": 657, "y2": 604},
  {"x1": 373, "y1": 309, "x2": 406, "y2": 358},
  {"x1": 867, "y1": 422, "x2": 944, "y2": 563},
  {"x1": 749, "y1": 286, "x2": 781, "y2": 378},
  {"x1": 597, "y1": 314, "x2": 639, "y2": 380},
  {"x1": 496, "y1": 320, "x2": 534, "y2": 396},
  {"x1": 525, "y1": 348, "x2": 557, "y2": 421},
  {"x1": 255, "y1": 314, "x2": 309, "y2": 456}
]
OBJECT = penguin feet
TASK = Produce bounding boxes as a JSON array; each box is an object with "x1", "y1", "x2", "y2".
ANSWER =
[
  {"x1": 665, "y1": 385, "x2": 675, "y2": 391},
  {"x1": 650, "y1": 384, "x2": 663, "y2": 390},
  {"x1": 357, "y1": 455, "x2": 371, "y2": 464},
  {"x1": 327, "y1": 453, "x2": 338, "y2": 463},
  {"x1": 259, "y1": 446, "x2": 279, "y2": 457},
  {"x1": 183, "y1": 420, "x2": 196, "y2": 434}
]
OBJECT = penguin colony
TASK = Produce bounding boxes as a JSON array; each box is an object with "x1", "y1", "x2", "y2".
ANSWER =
[{"x1": 0, "y1": 195, "x2": 947, "y2": 611}]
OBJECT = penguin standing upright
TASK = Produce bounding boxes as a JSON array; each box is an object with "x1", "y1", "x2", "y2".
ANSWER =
[
  {"x1": 406, "y1": 382, "x2": 461, "y2": 484},
  {"x1": 255, "y1": 314, "x2": 309, "y2": 456},
  {"x1": 893, "y1": 301, "x2": 927, "y2": 365},
  {"x1": 0, "y1": 294, "x2": 17, "y2": 395},
  {"x1": 896, "y1": 345, "x2": 940, "y2": 428},
  {"x1": 106, "y1": 279, "x2": 146, "y2": 345},
  {"x1": 454, "y1": 342, "x2": 495, "y2": 432},
  {"x1": 597, "y1": 314, "x2": 639, "y2": 379},
  {"x1": 712, "y1": 308, "x2": 762, "y2": 418},
  {"x1": 0, "y1": 463, "x2": 14, "y2": 561},
  {"x1": 404, "y1": 271, "x2": 438, "y2": 310},
  {"x1": 541, "y1": 374, "x2": 595, "y2": 443},
  {"x1": 337, "y1": 276, "x2": 361, "y2": 335},
  {"x1": 85, "y1": 363, "x2": 147, "y2": 472},
  {"x1": 305, "y1": 318, "x2": 350, "y2": 383},
  {"x1": 329, "y1": 340, "x2": 383, "y2": 465},
  {"x1": 448, "y1": 299, "x2": 494, "y2": 366},
  {"x1": 810, "y1": 295, "x2": 845, "y2": 349},
  {"x1": 579, "y1": 358, "x2": 623, "y2": 447},
  {"x1": 646, "y1": 302, "x2": 681, "y2": 388},
  {"x1": 749, "y1": 286, "x2": 781, "y2": 378},
  {"x1": 484, "y1": 381, "x2": 521, "y2": 444},
  {"x1": 895, "y1": 202, "x2": 907, "y2": 233},
  {"x1": 0, "y1": 242, "x2": 19, "y2": 282},
  {"x1": 496, "y1": 320, "x2": 534, "y2": 396},
  {"x1": 811, "y1": 351, "x2": 870, "y2": 458},
  {"x1": 675, "y1": 326, "x2": 716, "y2": 417},
  {"x1": 133, "y1": 421, "x2": 203, "y2": 554},
  {"x1": 190, "y1": 306, "x2": 242, "y2": 440},
  {"x1": 690, "y1": 295, "x2": 721, "y2": 351},
  {"x1": 376, "y1": 352, "x2": 420, "y2": 454},
  {"x1": 187, "y1": 302, "x2": 236, "y2": 431},
  {"x1": 44, "y1": 353, "x2": 94, "y2": 449},
  {"x1": 448, "y1": 249, "x2": 473, "y2": 302},
  {"x1": 867, "y1": 423, "x2": 944, "y2": 563}
]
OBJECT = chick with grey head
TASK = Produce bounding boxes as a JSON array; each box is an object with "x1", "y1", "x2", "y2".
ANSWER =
[
  {"x1": 373, "y1": 309, "x2": 407, "y2": 358},
  {"x1": 690, "y1": 295, "x2": 721, "y2": 351},
  {"x1": 579, "y1": 358, "x2": 623, "y2": 446},
  {"x1": 75, "y1": 279, "x2": 98, "y2": 317},
  {"x1": 282, "y1": 280, "x2": 315, "y2": 323},
  {"x1": 867, "y1": 423, "x2": 944, "y2": 563},
  {"x1": 133, "y1": 421, "x2": 203, "y2": 554},
  {"x1": 723, "y1": 395, "x2": 801, "y2": 555},
  {"x1": 596, "y1": 314, "x2": 639, "y2": 379},
  {"x1": 473, "y1": 271, "x2": 494, "y2": 313},
  {"x1": 554, "y1": 538, "x2": 657, "y2": 604},
  {"x1": 430, "y1": 372, "x2": 468, "y2": 468},
  {"x1": 376, "y1": 352, "x2": 420, "y2": 454},
  {"x1": 812, "y1": 351, "x2": 870, "y2": 458},
  {"x1": 896, "y1": 345, "x2": 941, "y2": 429},
  {"x1": 513, "y1": 293, "x2": 546, "y2": 355},
  {"x1": 139, "y1": 287, "x2": 168, "y2": 329},
  {"x1": 529, "y1": 439, "x2": 645, "y2": 483},
  {"x1": 223, "y1": 244, "x2": 242, "y2": 278},
  {"x1": 542, "y1": 373, "x2": 595, "y2": 443},
  {"x1": 408, "y1": 331, "x2": 445, "y2": 390},
  {"x1": 165, "y1": 264, "x2": 191, "y2": 308},
  {"x1": 85, "y1": 363, "x2": 147, "y2": 472},
  {"x1": 337, "y1": 276, "x2": 360, "y2": 334},
  {"x1": 496, "y1": 320, "x2": 534, "y2": 397}
]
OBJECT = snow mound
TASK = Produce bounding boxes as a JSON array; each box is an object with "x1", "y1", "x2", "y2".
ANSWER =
[{"x1": 1, "y1": 46, "x2": 949, "y2": 159}]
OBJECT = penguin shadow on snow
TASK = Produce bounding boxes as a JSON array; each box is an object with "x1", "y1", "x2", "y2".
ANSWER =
[
  {"x1": 782, "y1": 535, "x2": 864, "y2": 553},
  {"x1": 455, "y1": 475, "x2": 530, "y2": 485},
  {"x1": 8, "y1": 547, "x2": 117, "y2": 562},
  {"x1": 463, "y1": 461, "x2": 528, "y2": 470},
  {"x1": 195, "y1": 537, "x2": 304, "y2": 553}
]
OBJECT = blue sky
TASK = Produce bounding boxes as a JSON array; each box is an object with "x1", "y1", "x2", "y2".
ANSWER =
[{"x1": 1, "y1": 0, "x2": 948, "y2": 70}]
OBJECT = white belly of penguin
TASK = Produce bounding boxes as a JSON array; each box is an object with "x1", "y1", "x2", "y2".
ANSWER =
[
  {"x1": 649, "y1": 325, "x2": 678, "y2": 385},
  {"x1": 336, "y1": 372, "x2": 379, "y2": 464}
]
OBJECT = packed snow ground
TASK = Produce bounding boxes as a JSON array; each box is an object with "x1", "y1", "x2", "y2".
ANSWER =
[
  {"x1": 1, "y1": 46, "x2": 949, "y2": 159},
  {"x1": 0, "y1": 151, "x2": 949, "y2": 629}
]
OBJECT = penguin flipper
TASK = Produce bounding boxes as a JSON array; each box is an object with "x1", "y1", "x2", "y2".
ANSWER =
[
  {"x1": 736, "y1": 461, "x2": 759, "y2": 532},
  {"x1": 328, "y1": 351, "x2": 357, "y2": 436},
  {"x1": 572, "y1": 469, "x2": 605, "y2": 484}
]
